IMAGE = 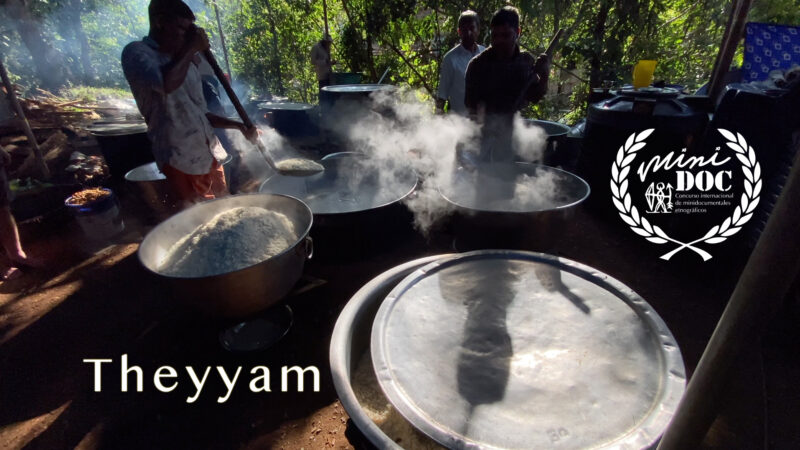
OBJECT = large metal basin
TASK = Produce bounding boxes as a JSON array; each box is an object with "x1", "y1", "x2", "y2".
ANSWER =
[
  {"x1": 124, "y1": 155, "x2": 234, "y2": 223},
  {"x1": 138, "y1": 193, "x2": 313, "y2": 318},
  {"x1": 331, "y1": 252, "x2": 686, "y2": 449},
  {"x1": 260, "y1": 152, "x2": 417, "y2": 259},
  {"x1": 439, "y1": 162, "x2": 590, "y2": 250},
  {"x1": 330, "y1": 255, "x2": 450, "y2": 449}
]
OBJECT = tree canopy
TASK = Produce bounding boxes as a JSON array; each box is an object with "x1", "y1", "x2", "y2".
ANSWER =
[{"x1": 2, "y1": 0, "x2": 800, "y2": 121}]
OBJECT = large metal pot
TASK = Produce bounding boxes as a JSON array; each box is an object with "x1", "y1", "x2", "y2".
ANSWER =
[
  {"x1": 439, "y1": 162, "x2": 590, "y2": 251},
  {"x1": 137, "y1": 193, "x2": 313, "y2": 318},
  {"x1": 259, "y1": 152, "x2": 417, "y2": 259},
  {"x1": 331, "y1": 252, "x2": 685, "y2": 449},
  {"x1": 524, "y1": 119, "x2": 570, "y2": 167},
  {"x1": 86, "y1": 120, "x2": 154, "y2": 181},
  {"x1": 319, "y1": 84, "x2": 397, "y2": 138},
  {"x1": 257, "y1": 101, "x2": 317, "y2": 138},
  {"x1": 124, "y1": 155, "x2": 234, "y2": 223},
  {"x1": 330, "y1": 255, "x2": 450, "y2": 449}
]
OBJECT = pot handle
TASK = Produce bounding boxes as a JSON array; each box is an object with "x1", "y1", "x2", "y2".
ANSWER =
[{"x1": 301, "y1": 236, "x2": 314, "y2": 260}]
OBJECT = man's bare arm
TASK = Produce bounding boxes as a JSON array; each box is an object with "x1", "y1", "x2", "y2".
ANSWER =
[
  {"x1": 206, "y1": 113, "x2": 259, "y2": 143},
  {"x1": 161, "y1": 26, "x2": 209, "y2": 94}
]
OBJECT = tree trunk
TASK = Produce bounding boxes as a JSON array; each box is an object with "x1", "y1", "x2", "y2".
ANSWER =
[
  {"x1": 589, "y1": 0, "x2": 612, "y2": 89},
  {"x1": 6, "y1": 0, "x2": 69, "y2": 91},
  {"x1": 262, "y1": 0, "x2": 284, "y2": 95},
  {"x1": 66, "y1": 0, "x2": 95, "y2": 84},
  {"x1": 340, "y1": 0, "x2": 377, "y2": 80}
]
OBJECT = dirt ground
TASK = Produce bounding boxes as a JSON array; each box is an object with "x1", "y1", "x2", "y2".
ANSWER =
[{"x1": 0, "y1": 186, "x2": 798, "y2": 449}]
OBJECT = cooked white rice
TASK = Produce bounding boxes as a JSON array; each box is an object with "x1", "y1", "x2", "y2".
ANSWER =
[{"x1": 159, "y1": 206, "x2": 297, "y2": 277}]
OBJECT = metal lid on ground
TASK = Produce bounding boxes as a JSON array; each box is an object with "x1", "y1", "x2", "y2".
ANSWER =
[{"x1": 371, "y1": 250, "x2": 686, "y2": 450}]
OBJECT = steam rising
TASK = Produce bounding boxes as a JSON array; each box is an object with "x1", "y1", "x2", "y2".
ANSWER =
[
  {"x1": 240, "y1": 87, "x2": 558, "y2": 234},
  {"x1": 320, "y1": 88, "x2": 551, "y2": 233}
]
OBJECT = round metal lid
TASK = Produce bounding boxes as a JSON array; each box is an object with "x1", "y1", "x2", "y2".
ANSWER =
[
  {"x1": 259, "y1": 153, "x2": 417, "y2": 215},
  {"x1": 371, "y1": 251, "x2": 685, "y2": 450},
  {"x1": 439, "y1": 163, "x2": 590, "y2": 214},
  {"x1": 618, "y1": 86, "x2": 681, "y2": 98},
  {"x1": 86, "y1": 121, "x2": 147, "y2": 136},
  {"x1": 257, "y1": 102, "x2": 314, "y2": 111},
  {"x1": 125, "y1": 162, "x2": 165, "y2": 182},
  {"x1": 321, "y1": 84, "x2": 396, "y2": 93}
]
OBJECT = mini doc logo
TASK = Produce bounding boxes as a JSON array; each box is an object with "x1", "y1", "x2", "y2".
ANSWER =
[
  {"x1": 610, "y1": 128, "x2": 761, "y2": 261},
  {"x1": 644, "y1": 182, "x2": 673, "y2": 213}
]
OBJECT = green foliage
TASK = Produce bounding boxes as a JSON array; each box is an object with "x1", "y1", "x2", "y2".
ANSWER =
[{"x1": 4, "y1": 0, "x2": 800, "y2": 120}]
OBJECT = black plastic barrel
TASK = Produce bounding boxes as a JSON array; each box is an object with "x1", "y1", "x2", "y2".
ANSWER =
[
  {"x1": 576, "y1": 88, "x2": 709, "y2": 215},
  {"x1": 712, "y1": 84, "x2": 798, "y2": 249}
]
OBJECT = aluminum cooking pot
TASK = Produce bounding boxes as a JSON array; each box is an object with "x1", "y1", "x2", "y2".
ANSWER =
[
  {"x1": 439, "y1": 162, "x2": 590, "y2": 250},
  {"x1": 125, "y1": 155, "x2": 234, "y2": 223},
  {"x1": 259, "y1": 152, "x2": 417, "y2": 226},
  {"x1": 259, "y1": 152, "x2": 417, "y2": 259},
  {"x1": 138, "y1": 193, "x2": 313, "y2": 318},
  {"x1": 524, "y1": 119, "x2": 571, "y2": 166}
]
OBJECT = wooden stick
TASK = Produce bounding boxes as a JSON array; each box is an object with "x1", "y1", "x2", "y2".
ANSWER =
[
  {"x1": 0, "y1": 53, "x2": 50, "y2": 179},
  {"x1": 203, "y1": 49, "x2": 254, "y2": 129},
  {"x1": 657, "y1": 143, "x2": 800, "y2": 448},
  {"x1": 707, "y1": 0, "x2": 752, "y2": 102},
  {"x1": 212, "y1": 1, "x2": 232, "y2": 78},
  {"x1": 513, "y1": 29, "x2": 564, "y2": 111}
]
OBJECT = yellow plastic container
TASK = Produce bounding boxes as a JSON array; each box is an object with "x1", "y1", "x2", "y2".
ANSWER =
[{"x1": 633, "y1": 60, "x2": 657, "y2": 88}]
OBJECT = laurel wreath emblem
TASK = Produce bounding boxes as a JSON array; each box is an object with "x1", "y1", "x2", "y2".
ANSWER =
[{"x1": 610, "y1": 128, "x2": 761, "y2": 261}]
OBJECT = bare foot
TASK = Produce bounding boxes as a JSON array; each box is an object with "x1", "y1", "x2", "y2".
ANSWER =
[
  {"x1": 2, "y1": 266, "x2": 22, "y2": 281},
  {"x1": 7, "y1": 253, "x2": 45, "y2": 269}
]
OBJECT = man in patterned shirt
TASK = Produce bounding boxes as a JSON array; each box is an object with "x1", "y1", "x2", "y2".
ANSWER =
[{"x1": 122, "y1": 0, "x2": 258, "y2": 204}]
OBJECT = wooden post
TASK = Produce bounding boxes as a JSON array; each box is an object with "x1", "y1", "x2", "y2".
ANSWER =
[
  {"x1": 707, "y1": 0, "x2": 752, "y2": 102},
  {"x1": 323, "y1": 0, "x2": 329, "y2": 36},
  {"x1": 657, "y1": 143, "x2": 800, "y2": 448},
  {"x1": 0, "y1": 53, "x2": 50, "y2": 179}
]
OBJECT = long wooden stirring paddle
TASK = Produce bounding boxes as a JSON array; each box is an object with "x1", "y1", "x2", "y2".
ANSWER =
[{"x1": 202, "y1": 49, "x2": 323, "y2": 177}]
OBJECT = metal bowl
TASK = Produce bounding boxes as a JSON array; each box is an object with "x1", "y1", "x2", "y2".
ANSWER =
[{"x1": 138, "y1": 193, "x2": 313, "y2": 318}]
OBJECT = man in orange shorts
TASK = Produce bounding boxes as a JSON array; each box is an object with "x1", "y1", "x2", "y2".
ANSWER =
[{"x1": 122, "y1": 0, "x2": 257, "y2": 205}]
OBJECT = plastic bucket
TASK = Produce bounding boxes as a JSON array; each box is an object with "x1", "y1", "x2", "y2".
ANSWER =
[{"x1": 65, "y1": 188, "x2": 125, "y2": 239}]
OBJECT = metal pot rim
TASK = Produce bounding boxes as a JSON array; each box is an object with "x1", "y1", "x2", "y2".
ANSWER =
[
  {"x1": 260, "y1": 153, "x2": 418, "y2": 216},
  {"x1": 329, "y1": 254, "x2": 453, "y2": 450},
  {"x1": 137, "y1": 192, "x2": 313, "y2": 280},
  {"x1": 439, "y1": 163, "x2": 591, "y2": 214}
]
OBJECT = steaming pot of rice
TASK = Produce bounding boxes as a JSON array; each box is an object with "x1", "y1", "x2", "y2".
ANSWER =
[{"x1": 138, "y1": 193, "x2": 313, "y2": 318}]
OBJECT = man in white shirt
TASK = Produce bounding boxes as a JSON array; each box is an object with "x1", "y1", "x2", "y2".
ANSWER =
[
  {"x1": 436, "y1": 11, "x2": 485, "y2": 115},
  {"x1": 121, "y1": 0, "x2": 257, "y2": 204}
]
